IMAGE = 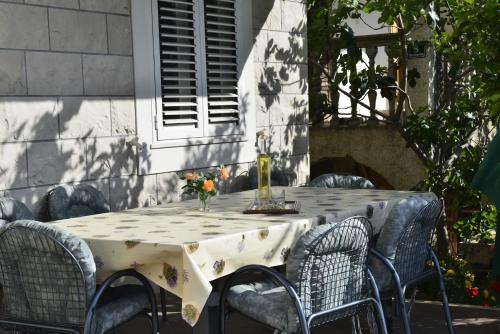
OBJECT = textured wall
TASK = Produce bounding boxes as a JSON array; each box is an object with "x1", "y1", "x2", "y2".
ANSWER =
[
  {"x1": 0, "y1": 0, "x2": 309, "y2": 219},
  {"x1": 252, "y1": 0, "x2": 310, "y2": 187},
  {"x1": 310, "y1": 126, "x2": 426, "y2": 190}
]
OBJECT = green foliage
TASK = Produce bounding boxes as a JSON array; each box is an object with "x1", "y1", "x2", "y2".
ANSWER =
[{"x1": 307, "y1": 0, "x2": 499, "y2": 250}]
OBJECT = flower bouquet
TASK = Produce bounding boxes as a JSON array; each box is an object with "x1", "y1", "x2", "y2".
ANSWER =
[{"x1": 177, "y1": 165, "x2": 229, "y2": 211}]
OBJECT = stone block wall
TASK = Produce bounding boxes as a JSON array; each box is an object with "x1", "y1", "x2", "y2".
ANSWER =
[
  {"x1": 252, "y1": 0, "x2": 309, "y2": 186},
  {"x1": 0, "y1": 0, "x2": 309, "y2": 219}
]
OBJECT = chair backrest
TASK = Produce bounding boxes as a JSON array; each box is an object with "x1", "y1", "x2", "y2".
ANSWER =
[
  {"x1": 0, "y1": 197, "x2": 33, "y2": 224},
  {"x1": 393, "y1": 199, "x2": 443, "y2": 284},
  {"x1": 48, "y1": 184, "x2": 110, "y2": 220},
  {"x1": 248, "y1": 166, "x2": 289, "y2": 189},
  {"x1": 309, "y1": 173, "x2": 375, "y2": 189},
  {"x1": 0, "y1": 220, "x2": 96, "y2": 329},
  {"x1": 287, "y1": 217, "x2": 372, "y2": 323}
]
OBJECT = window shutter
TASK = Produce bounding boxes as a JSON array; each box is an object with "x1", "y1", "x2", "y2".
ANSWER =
[
  {"x1": 203, "y1": 0, "x2": 239, "y2": 126},
  {"x1": 156, "y1": 0, "x2": 204, "y2": 139}
]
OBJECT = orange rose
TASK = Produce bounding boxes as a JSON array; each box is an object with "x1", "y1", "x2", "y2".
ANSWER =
[
  {"x1": 219, "y1": 167, "x2": 230, "y2": 181},
  {"x1": 185, "y1": 172, "x2": 199, "y2": 181},
  {"x1": 202, "y1": 180, "x2": 215, "y2": 192}
]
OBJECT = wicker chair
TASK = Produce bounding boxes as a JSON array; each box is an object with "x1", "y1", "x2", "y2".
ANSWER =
[
  {"x1": 309, "y1": 173, "x2": 375, "y2": 189},
  {"x1": 369, "y1": 198, "x2": 454, "y2": 334},
  {"x1": 0, "y1": 197, "x2": 33, "y2": 225},
  {"x1": 47, "y1": 184, "x2": 111, "y2": 221},
  {"x1": 0, "y1": 220, "x2": 159, "y2": 334},
  {"x1": 220, "y1": 217, "x2": 387, "y2": 334}
]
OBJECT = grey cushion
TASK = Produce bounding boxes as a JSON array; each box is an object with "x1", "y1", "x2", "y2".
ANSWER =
[
  {"x1": 309, "y1": 173, "x2": 375, "y2": 189},
  {"x1": 0, "y1": 220, "x2": 96, "y2": 306},
  {"x1": 227, "y1": 280, "x2": 289, "y2": 332},
  {"x1": 0, "y1": 221, "x2": 149, "y2": 332},
  {"x1": 94, "y1": 285, "x2": 150, "y2": 334},
  {"x1": 248, "y1": 166, "x2": 289, "y2": 189},
  {"x1": 369, "y1": 194, "x2": 437, "y2": 289},
  {"x1": 48, "y1": 184, "x2": 110, "y2": 221},
  {"x1": 227, "y1": 219, "x2": 371, "y2": 333},
  {"x1": 0, "y1": 197, "x2": 33, "y2": 224}
]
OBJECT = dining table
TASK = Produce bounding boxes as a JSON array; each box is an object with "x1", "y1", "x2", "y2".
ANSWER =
[{"x1": 54, "y1": 186, "x2": 436, "y2": 332}]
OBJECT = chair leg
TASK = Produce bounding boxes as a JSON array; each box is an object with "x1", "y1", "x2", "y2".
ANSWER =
[
  {"x1": 160, "y1": 288, "x2": 167, "y2": 321},
  {"x1": 220, "y1": 301, "x2": 228, "y2": 334},
  {"x1": 396, "y1": 285, "x2": 412, "y2": 334},
  {"x1": 431, "y1": 251, "x2": 454, "y2": 334},
  {"x1": 372, "y1": 299, "x2": 389, "y2": 334}
]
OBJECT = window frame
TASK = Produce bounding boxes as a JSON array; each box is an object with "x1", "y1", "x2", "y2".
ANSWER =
[{"x1": 132, "y1": 0, "x2": 256, "y2": 175}]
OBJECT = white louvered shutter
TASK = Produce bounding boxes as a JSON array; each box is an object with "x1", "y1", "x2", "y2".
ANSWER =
[
  {"x1": 156, "y1": 0, "x2": 205, "y2": 140},
  {"x1": 203, "y1": 0, "x2": 241, "y2": 136}
]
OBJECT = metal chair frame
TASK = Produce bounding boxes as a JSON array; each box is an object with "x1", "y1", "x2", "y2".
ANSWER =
[
  {"x1": 370, "y1": 199, "x2": 454, "y2": 334},
  {"x1": 0, "y1": 225, "x2": 159, "y2": 334},
  {"x1": 220, "y1": 217, "x2": 388, "y2": 334}
]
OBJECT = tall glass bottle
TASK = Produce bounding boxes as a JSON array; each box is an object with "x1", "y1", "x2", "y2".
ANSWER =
[{"x1": 257, "y1": 135, "x2": 271, "y2": 202}]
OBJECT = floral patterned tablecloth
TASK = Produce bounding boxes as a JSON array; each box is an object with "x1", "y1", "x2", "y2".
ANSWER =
[{"x1": 54, "y1": 187, "x2": 433, "y2": 326}]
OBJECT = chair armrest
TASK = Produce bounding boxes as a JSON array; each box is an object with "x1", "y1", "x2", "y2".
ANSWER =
[
  {"x1": 220, "y1": 264, "x2": 308, "y2": 334},
  {"x1": 84, "y1": 269, "x2": 158, "y2": 334}
]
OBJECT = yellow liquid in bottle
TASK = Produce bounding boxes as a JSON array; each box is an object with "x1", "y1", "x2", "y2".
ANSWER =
[{"x1": 257, "y1": 154, "x2": 271, "y2": 201}]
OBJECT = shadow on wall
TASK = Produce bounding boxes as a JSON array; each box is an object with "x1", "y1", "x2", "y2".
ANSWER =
[
  {"x1": 0, "y1": 97, "x2": 150, "y2": 220},
  {"x1": 158, "y1": 4, "x2": 310, "y2": 196}
]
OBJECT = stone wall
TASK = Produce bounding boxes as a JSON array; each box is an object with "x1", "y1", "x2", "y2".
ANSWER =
[
  {"x1": 310, "y1": 126, "x2": 426, "y2": 190},
  {"x1": 252, "y1": 0, "x2": 309, "y2": 186},
  {"x1": 0, "y1": 0, "x2": 309, "y2": 219}
]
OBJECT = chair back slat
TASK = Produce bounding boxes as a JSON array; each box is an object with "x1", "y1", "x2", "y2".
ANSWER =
[
  {"x1": 287, "y1": 217, "x2": 372, "y2": 325},
  {"x1": 393, "y1": 199, "x2": 443, "y2": 284},
  {"x1": 0, "y1": 221, "x2": 93, "y2": 329}
]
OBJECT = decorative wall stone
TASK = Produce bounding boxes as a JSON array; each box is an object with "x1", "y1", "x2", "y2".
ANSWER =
[
  {"x1": 109, "y1": 174, "x2": 157, "y2": 211},
  {"x1": 25, "y1": 0, "x2": 79, "y2": 9},
  {"x1": 0, "y1": 143, "x2": 28, "y2": 190},
  {"x1": 0, "y1": 50, "x2": 27, "y2": 95},
  {"x1": 0, "y1": 97, "x2": 60, "y2": 142},
  {"x1": 83, "y1": 55, "x2": 134, "y2": 95},
  {"x1": 26, "y1": 52, "x2": 83, "y2": 95},
  {"x1": 0, "y1": 3, "x2": 49, "y2": 50},
  {"x1": 79, "y1": 0, "x2": 130, "y2": 15},
  {"x1": 59, "y1": 97, "x2": 111, "y2": 139},
  {"x1": 107, "y1": 14, "x2": 132, "y2": 55},
  {"x1": 27, "y1": 140, "x2": 87, "y2": 186},
  {"x1": 49, "y1": 8, "x2": 107, "y2": 53},
  {"x1": 281, "y1": 1, "x2": 307, "y2": 33},
  {"x1": 110, "y1": 97, "x2": 136, "y2": 136},
  {"x1": 86, "y1": 137, "x2": 137, "y2": 179}
]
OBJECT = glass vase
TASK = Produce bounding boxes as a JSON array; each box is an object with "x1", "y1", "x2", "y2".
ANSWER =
[{"x1": 198, "y1": 192, "x2": 211, "y2": 212}]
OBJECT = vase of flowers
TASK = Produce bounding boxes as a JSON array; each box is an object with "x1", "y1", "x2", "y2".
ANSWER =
[{"x1": 177, "y1": 165, "x2": 229, "y2": 211}]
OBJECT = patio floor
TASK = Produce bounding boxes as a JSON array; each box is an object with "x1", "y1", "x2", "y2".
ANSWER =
[{"x1": 117, "y1": 298, "x2": 500, "y2": 334}]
